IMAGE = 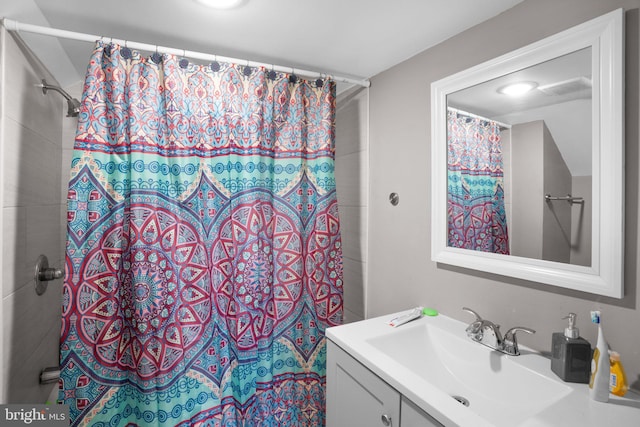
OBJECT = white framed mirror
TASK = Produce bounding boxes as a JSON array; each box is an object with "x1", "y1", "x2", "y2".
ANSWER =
[{"x1": 431, "y1": 9, "x2": 624, "y2": 298}]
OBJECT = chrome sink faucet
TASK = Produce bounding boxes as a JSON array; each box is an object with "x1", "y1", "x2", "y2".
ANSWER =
[{"x1": 462, "y1": 307, "x2": 535, "y2": 356}]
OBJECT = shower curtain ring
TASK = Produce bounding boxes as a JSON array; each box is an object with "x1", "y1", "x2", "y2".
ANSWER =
[
  {"x1": 151, "y1": 44, "x2": 162, "y2": 64},
  {"x1": 179, "y1": 49, "x2": 188, "y2": 68}
]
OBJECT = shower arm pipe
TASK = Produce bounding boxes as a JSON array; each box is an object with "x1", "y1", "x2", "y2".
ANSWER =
[
  {"x1": 39, "y1": 80, "x2": 73, "y2": 101},
  {"x1": 2, "y1": 18, "x2": 371, "y2": 88}
]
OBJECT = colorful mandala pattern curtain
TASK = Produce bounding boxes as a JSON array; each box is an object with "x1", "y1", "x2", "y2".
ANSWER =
[
  {"x1": 447, "y1": 110, "x2": 509, "y2": 254},
  {"x1": 59, "y1": 41, "x2": 343, "y2": 426}
]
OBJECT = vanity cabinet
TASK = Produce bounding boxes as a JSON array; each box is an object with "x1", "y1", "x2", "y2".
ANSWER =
[
  {"x1": 326, "y1": 340, "x2": 443, "y2": 427},
  {"x1": 401, "y1": 398, "x2": 442, "y2": 426}
]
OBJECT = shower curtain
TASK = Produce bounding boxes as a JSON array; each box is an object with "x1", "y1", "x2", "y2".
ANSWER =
[
  {"x1": 59, "y1": 41, "x2": 343, "y2": 426},
  {"x1": 447, "y1": 110, "x2": 509, "y2": 254}
]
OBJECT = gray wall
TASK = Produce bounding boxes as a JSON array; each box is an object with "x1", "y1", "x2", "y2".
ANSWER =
[
  {"x1": 571, "y1": 176, "x2": 592, "y2": 266},
  {"x1": 511, "y1": 120, "x2": 573, "y2": 262},
  {"x1": 368, "y1": 0, "x2": 640, "y2": 391},
  {"x1": 542, "y1": 122, "x2": 572, "y2": 264},
  {"x1": 509, "y1": 119, "x2": 590, "y2": 263},
  {"x1": 1, "y1": 28, "x2": 65, "y2": 402},
  {"x1": 510, "y1": 121, "x2": 544, "y2": 259}
]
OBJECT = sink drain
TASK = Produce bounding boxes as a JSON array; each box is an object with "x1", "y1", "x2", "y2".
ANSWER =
[{"x1": 451, "y1": 395, "x2": 470, "y2": 407}]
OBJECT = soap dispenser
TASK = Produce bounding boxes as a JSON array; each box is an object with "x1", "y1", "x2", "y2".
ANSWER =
[{"x1": 551, "y1": 313, "x2": 591, "y2": 383}]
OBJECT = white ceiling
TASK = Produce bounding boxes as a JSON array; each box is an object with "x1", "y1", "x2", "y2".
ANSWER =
[{"x1": 1, "y1": 0, "x2": 523, "y2": 90}]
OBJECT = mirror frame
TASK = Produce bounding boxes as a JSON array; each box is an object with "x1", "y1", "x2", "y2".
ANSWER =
[{"x1": 431, "y1": 9, "x2": 624, "y2": 298}]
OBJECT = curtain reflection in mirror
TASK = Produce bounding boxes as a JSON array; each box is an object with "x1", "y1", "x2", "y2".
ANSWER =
[{"x1": 447, "y1": 108, "x2": 510, "y2": 254}]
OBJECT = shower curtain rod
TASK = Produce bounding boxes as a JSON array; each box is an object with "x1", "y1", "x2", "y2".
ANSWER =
[
  {"x1": 448, "y1": 106, "x2": 511, "y2": 129},
  {"x1": 2, "y1": 18, "x2": 371, "y2": 88}
]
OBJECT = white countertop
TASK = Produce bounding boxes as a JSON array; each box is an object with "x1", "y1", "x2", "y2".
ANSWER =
[{"x1": 326, "y1": 310, "x2": 640, "y2": 427}]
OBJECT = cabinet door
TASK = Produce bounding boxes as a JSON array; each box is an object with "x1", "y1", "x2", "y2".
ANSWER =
[
  {"x1": 327, "y1": 340, "x2": 400, "y2": 427},
  {"x1": 400, "y1": 397, "x2": 444, "y2": 427}
]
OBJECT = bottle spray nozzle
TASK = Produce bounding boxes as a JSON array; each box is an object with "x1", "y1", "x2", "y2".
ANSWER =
[{"x1": 563, "y1": 312, "x2": 579, "y2": 338}]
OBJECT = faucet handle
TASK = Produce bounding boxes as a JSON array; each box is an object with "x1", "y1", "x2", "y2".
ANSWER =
[
  {"x1": 462, "y1": 307, "x2": 484, "y2": 338},
  {"x1": 504, "y1": 326, "x2": 535, "y2": 338},
  {"x1": 503, "y1": 327, "x2": 535, "y2": 355}
]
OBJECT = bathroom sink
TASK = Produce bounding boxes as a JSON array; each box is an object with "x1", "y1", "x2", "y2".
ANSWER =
[
  {"x1": 327, "y1": 311, "x2": 640, "y2": 427},
  {"x1": 365, "y1": 316, "x2": 572, "y2": 427}
]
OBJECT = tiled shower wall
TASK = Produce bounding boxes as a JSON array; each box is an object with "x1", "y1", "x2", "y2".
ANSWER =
[
  {"x1": 61, "y1": 81, "x2": 82, "y2": 238},
  {"x1": 0, "y1": 28, "x2": 65, "y2": 403},
  {"x1": 335, "y1": 86, "x2": 369, "y2": 323}
]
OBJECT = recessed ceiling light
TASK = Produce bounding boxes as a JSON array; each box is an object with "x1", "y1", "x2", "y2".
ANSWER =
[
  {"x1": 498, "y1": 82, "x2": 538, "y2": 96},
  {"x1": 195, "y1": 0, "x2": 246, "y2": 10}
]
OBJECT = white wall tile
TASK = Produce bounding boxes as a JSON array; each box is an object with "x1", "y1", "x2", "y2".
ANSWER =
[
  {"x1": 60, "y1": 148, "x2": 74, "y2": 202},
  {"x1": 335, "y1": 87, "x2": 369, "y2": 321},
  {"x1": 1, "y1": 28, "x2": 65, "y2": 403},
  {"x1": 61, "y1": 80, "x2": 82, "y2": 144},
  {"x1": 60, "y1": 204, "x2": 68, "y2": 264},
  {"x1": 2, "y1": 280, "x2": 62, "y2": 402},
  {"x1": 335, "y1": 150, "x2": 368, "y2": 207},
  {"x1": 4, "y1": 322, "x2": 60, "y2": 403},
  {"x1": 339, "y1": 205, "x2": 367, "y2": 262},
  {"x1": 26, "y1": 204, "x2": 63, "y2": 274},
  {"x1": 3, "y1": 33, "x2": 62, "y2": 145},
  {"x1": 62, "y1": 120, "x2": 79, "y2": 151},
  {"x1": 336, "y1": 88, "x2": 368, "y2": 157},
  {"x1": 3, "y1": 118, "x2": 62, "y2": 208},
  {"x1": 343, "y1": 258, "x2": 365, "y2": 318},
  {"x1": 2, "y1": 207, "x2": 29, "y2": 298}
]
